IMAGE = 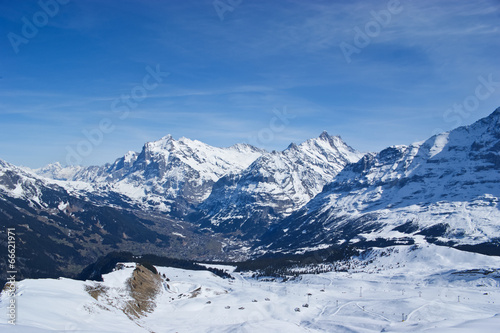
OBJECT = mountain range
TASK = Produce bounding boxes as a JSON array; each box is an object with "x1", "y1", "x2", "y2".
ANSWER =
[
  {"x1": 258, "y1": 108, "x2": 500, "y2": 254},
  {"x1": 1, "y1": 107, "x2": 499, "y2": 283}
]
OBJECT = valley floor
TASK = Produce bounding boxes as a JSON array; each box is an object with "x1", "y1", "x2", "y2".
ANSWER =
[{"x1": 1, "y1": 244, "x2": 500, "y2": 332}]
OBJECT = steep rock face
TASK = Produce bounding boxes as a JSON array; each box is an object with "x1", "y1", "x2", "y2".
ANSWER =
[
  {"x1": 125, "y1": 137, "x2": 264, "y2": 204},
  {"x1": 259, "y1": 108, "x2": 500, "y2": 253},
  {"x1": 194, "y1": 132, "x2": 363, "y2": 237}
]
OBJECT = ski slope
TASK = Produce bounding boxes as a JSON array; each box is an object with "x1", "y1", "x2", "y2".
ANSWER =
[{"x1": 1, "y1": 245, "x2": 500, "y2": 332}]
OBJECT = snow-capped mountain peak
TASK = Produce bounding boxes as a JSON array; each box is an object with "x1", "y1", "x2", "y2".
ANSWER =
[
  {"x1": 291, "y1": 131, "x2": 362, "y2": 167},
  {"x1": 135, "y1": 135, "x2": 265, "y2": 181},
  {"x1": 30, "y1": 162, "x2": 83, "y2": 181},
  {"x1": 195, "y1": 133, "x2": 364, "y2": 236}
]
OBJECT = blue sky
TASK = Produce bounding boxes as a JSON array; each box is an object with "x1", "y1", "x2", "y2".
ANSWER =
[{"x1": 1, "y1": 0, "x2": 499, "y2": 167}]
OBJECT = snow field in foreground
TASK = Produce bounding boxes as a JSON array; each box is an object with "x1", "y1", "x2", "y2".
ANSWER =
[{"x1": 1, "y1": 245, "x2": 499, "y2": 332}]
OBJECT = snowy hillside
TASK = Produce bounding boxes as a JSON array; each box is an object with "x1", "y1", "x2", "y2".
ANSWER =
[
  {"x1": 0, "y1": 158, "x2": 69, "y2": 206},
  {"x1": 259, "y1": 107, "x2": 500, "y2": 253},
  {"x1": 195, "y1": 132, "x2": 363, "y2": 236},
  {"x1": 1, "y1": 244, "x2": 499, "y2": 332}
]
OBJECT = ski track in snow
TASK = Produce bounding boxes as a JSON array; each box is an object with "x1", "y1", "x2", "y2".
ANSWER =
[{"x1": 1, "y1": 244, "x2": 500, "y2": 332}]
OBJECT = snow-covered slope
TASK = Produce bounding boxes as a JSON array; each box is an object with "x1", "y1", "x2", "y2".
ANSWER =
[
  {"x1": 195, "y1": 132, "x2": 363, "y2": 236},
  {"x1": 260, "y1": 108, "x2": 500, "y2": 253},
  {"x1": 0, "y1": 158, "x2": 65, "y2": 205},
  {"x1": 2, "y1": 244, "x2": 500, "y2": 332}
]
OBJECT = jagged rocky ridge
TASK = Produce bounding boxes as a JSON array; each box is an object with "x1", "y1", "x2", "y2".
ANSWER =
[
  {"x1": 192, "y1": 132, "x2": 363, "y2": 237},
  {"x1": 30, "y1": 132, "x2": 363, "y2": 231},
  {"x1": 31, "y1": 136, "x2": 265, "y2": 216},
  {"x1": 257, "y1": 107, "x2": 500, "y2": 254}
]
